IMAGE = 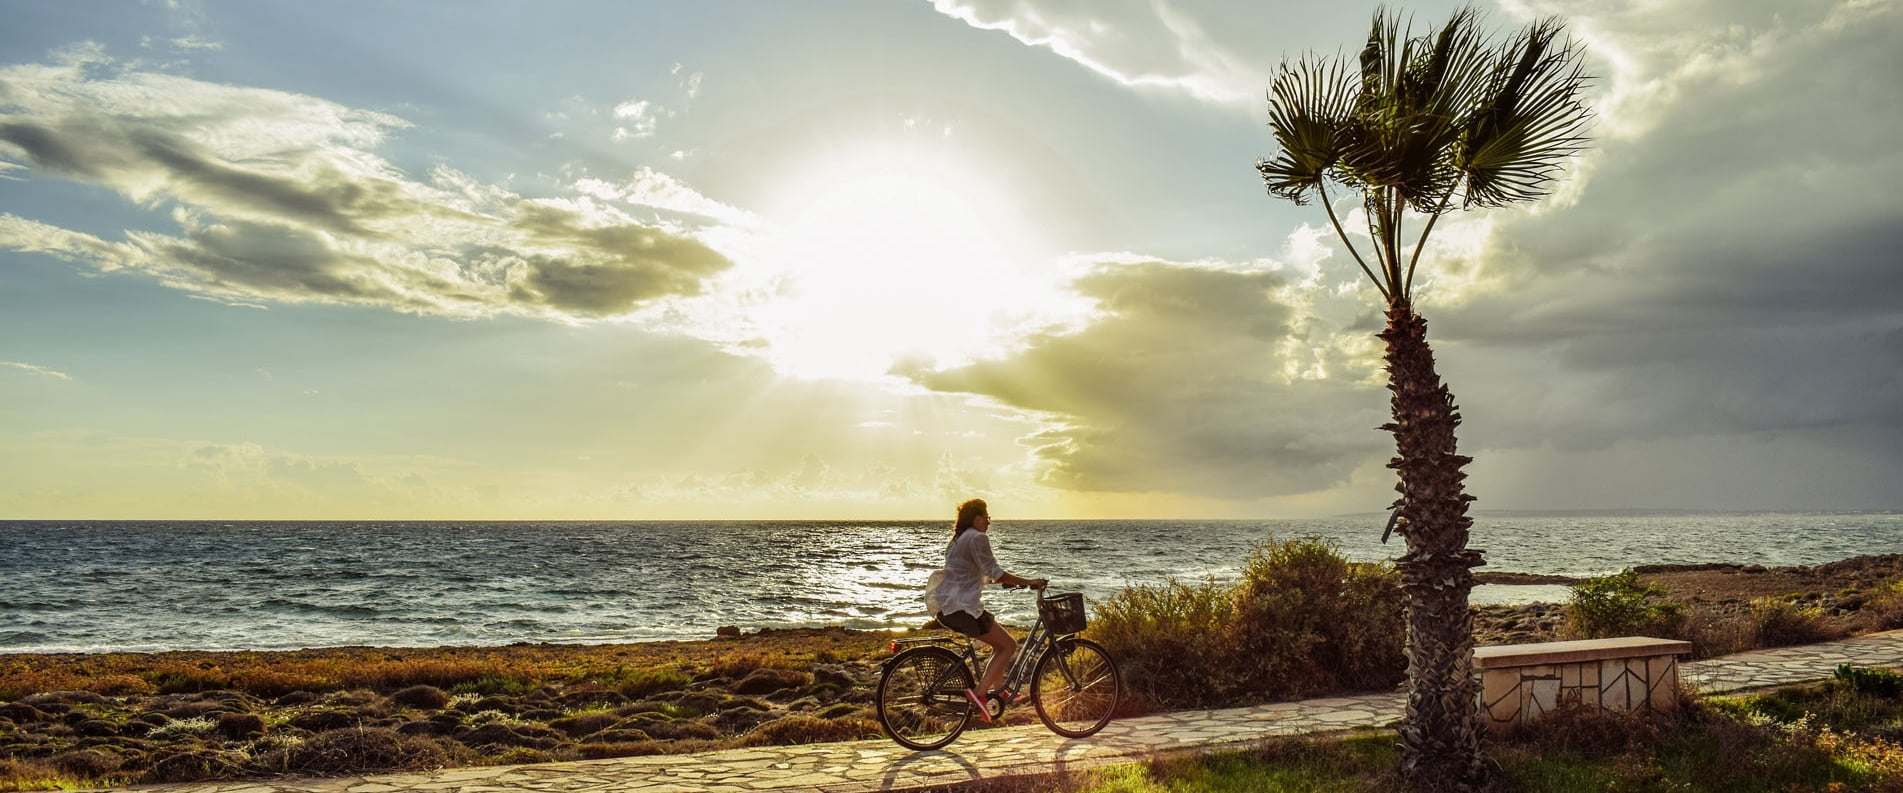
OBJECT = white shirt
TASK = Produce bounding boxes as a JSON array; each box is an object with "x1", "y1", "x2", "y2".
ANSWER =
[{"x1": 923, "y1": 528, "x2": 1005, "y2": 618}]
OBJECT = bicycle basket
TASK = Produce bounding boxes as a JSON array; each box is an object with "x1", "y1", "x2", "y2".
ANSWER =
[{"x1": 1038, "y1": 592, "x2": 1087, "y2": 635}]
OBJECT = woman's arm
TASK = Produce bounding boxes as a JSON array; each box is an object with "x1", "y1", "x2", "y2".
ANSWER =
[{"x1": 996, "y1": 572, "x2": 1048, "y2": 590}]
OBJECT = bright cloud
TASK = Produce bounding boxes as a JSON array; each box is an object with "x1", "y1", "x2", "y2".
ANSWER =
[
  {"x1": 0, "y1": 52, "x2": 734, "y2": 319},
  {"x1": 573, "y1": 167, "x2": 754, "y2": 227},
  {"x1": 913, "y1": 255, "x2": 1389, "y2": 499},
  {"x1": 1, "y1": 360, "x2": 73, "y2": 380},
  {"x1": 611, "y1": 98, "x2": 664, "y2": 140},
  {"x1": 928, "y1": 0, "x2": 1270, "y2": 107}
]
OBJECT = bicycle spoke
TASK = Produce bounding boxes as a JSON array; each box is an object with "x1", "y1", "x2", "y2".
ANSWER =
[
  {"x1": 1032, "y1": 639, "x2": 1120, "y2": 738},
  {"x1": 877, "y1": 647, "x2": 974, "y2": 750}
]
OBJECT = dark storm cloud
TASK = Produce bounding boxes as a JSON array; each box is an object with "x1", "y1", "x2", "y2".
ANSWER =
[
  {"x1": 915, "y1": 261, "x2": 1387, "y2": 499},
  {"x1": 1424, "y1": 0, "x2": 1903, "y2": 457},
  {"x1": 913, "y1": 0, "x2": 1903, "y2": 509}
]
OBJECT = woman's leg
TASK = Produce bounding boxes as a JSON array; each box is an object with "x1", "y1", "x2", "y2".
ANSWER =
[{"x1": 975, "y1": 622, "x2": 1016, "y2": 694}]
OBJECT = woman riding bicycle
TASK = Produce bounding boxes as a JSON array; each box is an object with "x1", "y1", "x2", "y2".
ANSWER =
[{"x1": 924, "y1": 498, "x2": 1046, "y2": 718}]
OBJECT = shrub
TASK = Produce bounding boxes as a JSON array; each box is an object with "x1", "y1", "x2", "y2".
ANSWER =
[
  {"x1": 457, "y1": 722, "x2": 565, "y2": 750},
  {"x1": 1567, "y1": 569, "x2": 1684, "y2": 639},
  {"x1": 147, "y1": 748, "x2": 249, "y2": 783},
  {"x1": 736, "y1": 715, "x2": 879, "y2": 746},
  {"x1": 255, "y1": 727, "x2": 453, "y2": 776},
  {"x1": 0, "y1": 757, "x2": 67, "y2": 791},
  {"x1": 1676, "y1": 605, "x2": 1754, "y2": 659},
  {"x1": 1090, "y1": 576, "x2": 1239, "y2": 710},
  {"x1": 1751, "y1": 597, "x2": 1837, "y2": 647},
  {"x1": 49, "y1": 749, "x2": 126, "y2": 780},
  {"x1": 390, "y1": 685, "x2": 451, "y2": 710},
  {"x1": 729, "y1": 668, "x2": 809, "y2": 695},
  {"x1": 1229, "y1": 537, "x2": 1405, "y2": 698},
  {"x1": 548, "y1": 711, "x2": 619, "y2": 738},
  {"x1": 1091, "y1": 536, "x2": 1404, "y2": 711},
  {"x1": 1833, "y1": 664, "x2": 1903, "y2": 698},
  {"x1": 1851, "y1": 581, "x2": 1903, "y2": 634},
  {"x1": 217, "y1": 712, "x2": 266, "y2": 740}
]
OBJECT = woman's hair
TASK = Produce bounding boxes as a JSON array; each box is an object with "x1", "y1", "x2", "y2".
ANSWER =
[{"x1": 953, "y1": 498, "x2": 989, "y2": 536}]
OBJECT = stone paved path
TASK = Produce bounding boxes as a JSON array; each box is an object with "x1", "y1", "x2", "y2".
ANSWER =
[{"x1": 112, "y1": 629, "x2": 1903, "y2": 793}]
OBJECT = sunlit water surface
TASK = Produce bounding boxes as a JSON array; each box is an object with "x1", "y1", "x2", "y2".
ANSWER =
[{"x1": 2, "y1": 513, "x2": 1897, "y2": 652}]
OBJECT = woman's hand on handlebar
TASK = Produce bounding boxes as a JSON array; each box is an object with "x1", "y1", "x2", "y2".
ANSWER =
[{"x1": 1000, "y1": 573, "x2": 1048, "y2": 591}]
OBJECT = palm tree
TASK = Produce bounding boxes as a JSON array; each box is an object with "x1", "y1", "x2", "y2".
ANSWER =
[{"x1": 1257, "y1": 7, "x2": 1591, "y2": 792}]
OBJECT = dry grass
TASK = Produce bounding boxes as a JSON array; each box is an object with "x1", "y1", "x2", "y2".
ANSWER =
[{"x1": 0, "y1": 627, "x2": 889, "y2": 702}]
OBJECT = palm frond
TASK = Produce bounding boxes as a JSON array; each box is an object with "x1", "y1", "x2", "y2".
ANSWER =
[
  {"x1": 1339, "y1": 8, "x2": 1496, "y2": 211},
  {"x1": 1456, "y1": 18, "x2": 1593, "y2": 208},
  {"x1": 1258, "y1": 54, "x2": 1357, "y2": 205},
  {"x1": 1392, "y1": 8, "x2": 1493, "y2": 212},
  {"x1": 1258, "y1": 5, "x2": 1593, "y2": 302}
]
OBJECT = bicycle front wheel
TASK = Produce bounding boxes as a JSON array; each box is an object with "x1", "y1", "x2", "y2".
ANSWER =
[
  {"x1": 876, "y1": 646, "x2": 974, "y2": 750},
  {"x1": 1031, "y1": 637, "x2": 1120, "y2": 738}
]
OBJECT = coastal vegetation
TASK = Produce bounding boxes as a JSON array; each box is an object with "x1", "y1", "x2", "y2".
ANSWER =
[
  {"x1": 971, "y1": 673, "x2": 1903, "y2": 792},
  {"x1": 1257, "y1": 6, "x2": 1595, "y2": 789},
  {"x1": 1, "y1": 550, "x2": 1900, "y2": 790},
  {"x1": 1089, "y1": 537, "x2": 1405, "y2": 711},
  {"x1": 1564, "y1": 561, "x2": 1903, "y2": 658}
]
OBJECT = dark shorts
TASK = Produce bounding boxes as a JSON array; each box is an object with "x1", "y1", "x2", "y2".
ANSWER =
[{"x1": 936, "y1": 609, "x2": 997, "y2": 638}]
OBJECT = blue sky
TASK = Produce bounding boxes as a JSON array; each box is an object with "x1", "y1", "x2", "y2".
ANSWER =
[{"x1": 2, "y1": 0, "x2": 1900, "y2": 519}]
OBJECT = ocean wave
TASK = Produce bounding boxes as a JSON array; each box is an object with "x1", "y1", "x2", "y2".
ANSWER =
[
  {"x1": 5, "y1": 514, "x2": 1899, "y2": 652},
  {"x1": 258, "y1": 598, "x2": 389, "y2": 618}
]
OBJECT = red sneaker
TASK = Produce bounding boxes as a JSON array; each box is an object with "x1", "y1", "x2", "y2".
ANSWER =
[{"x1": 963, "y1": 689, "x2": 992, "y2": 722}]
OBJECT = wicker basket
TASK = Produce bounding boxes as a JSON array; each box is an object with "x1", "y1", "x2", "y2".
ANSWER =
[{"x1": 1038, "y1": 592, "x2": 1087, "y2": 635}]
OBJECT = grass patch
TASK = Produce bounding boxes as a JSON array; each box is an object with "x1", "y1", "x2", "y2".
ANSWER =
[{"x1": 985, "y1": 679, "x2": 1903, "y2": 793}]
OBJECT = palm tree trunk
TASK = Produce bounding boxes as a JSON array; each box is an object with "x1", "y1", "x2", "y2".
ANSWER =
[{"x1": 1380, "y1": 300, "x2": 1490, "y2": 793}]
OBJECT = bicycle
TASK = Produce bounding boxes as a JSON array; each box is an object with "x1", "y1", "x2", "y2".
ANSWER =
[{"x1": 874, "y1": 588, "x2": 1121, "y2": 750}]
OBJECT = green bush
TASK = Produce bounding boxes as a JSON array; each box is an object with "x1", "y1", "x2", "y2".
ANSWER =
[
  {"x1": 1230, "y1": 538, "x2": 1405, "y2": 698},
  {"x1": 1833, "y1": 664, "x2": 1903, "y2": 698},
  {"x1": 1090, "y1": 577, "x2": 1239, "y2": 711},
  {"x1": 1566, "y1": 569, "x2": 1683, "y2": 639},
  {"x1": 1090, "y1": 536, "x2": 1404, "y2": 711},
  {"x1": 1751, "y1": 598, "x2": 1837, "y2": 647}
]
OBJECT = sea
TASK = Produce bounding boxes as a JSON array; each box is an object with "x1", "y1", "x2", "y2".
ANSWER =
[{"x1": 2, "y1": 513, "x2": 1898, "y2": 655}]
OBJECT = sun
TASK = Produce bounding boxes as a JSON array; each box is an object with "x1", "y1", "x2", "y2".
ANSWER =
[{"x1": 742, "y1": 140, "x2": 1079, "y2": 381}]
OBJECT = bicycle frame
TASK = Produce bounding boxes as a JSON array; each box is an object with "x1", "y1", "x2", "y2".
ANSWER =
[
  {"x1": 877, "y1": 589, "x2": 1118, "y2": 750},
  {"x1": 884, "y1": 594, "x2": 1075, "y2": 699}
]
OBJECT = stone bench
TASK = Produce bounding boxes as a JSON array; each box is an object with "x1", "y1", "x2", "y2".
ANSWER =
[{"x1": 1473, "y1": 636, "x2": 1693, "y2": 727}]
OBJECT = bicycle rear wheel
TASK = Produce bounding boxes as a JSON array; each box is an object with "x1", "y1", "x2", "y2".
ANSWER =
[
  {"x1": 876, "y1": 646, "x2": 974, "y2": 750},
  {"x1": 1031, "y1": 637, "x2": 1120, "y2": 738}
]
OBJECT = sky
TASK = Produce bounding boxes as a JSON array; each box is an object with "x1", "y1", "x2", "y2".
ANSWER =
[{"x1": 1, "y1": 0, "x2": 1900, "y2": 521}]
